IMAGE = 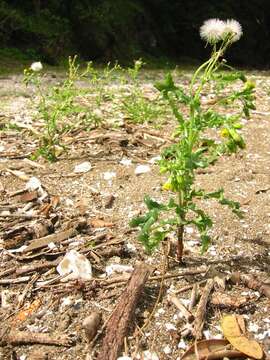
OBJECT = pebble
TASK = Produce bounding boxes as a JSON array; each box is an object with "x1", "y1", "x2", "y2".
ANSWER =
[{"x1": 83, "y1": 312, "x2": 102, "y2": 342}]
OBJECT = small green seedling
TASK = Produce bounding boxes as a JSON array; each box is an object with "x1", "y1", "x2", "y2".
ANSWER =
[{"x1": 130, "y1": 19, "x2": 256, "y2": 262}]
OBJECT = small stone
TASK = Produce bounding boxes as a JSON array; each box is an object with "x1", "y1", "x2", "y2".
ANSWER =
[
  {"x1": 105, "y1": 264, "x2": 133, "y2": 276},
  {"x1": 135, "y1": 165, "x2": 150, "y2": 175},
  {"x1": 103, "y1": 171, "x2": 116, "y2": 180},
  {"x1": 83, "y1": 312, "x2": 102, "y2": 342},
  {"x1": 59, "y1": 313, "x2": 71, "y2": 331},
  {"x1": 178, "y1": 339, "x2": 187, "y2": 349},
  {"x1": 104, "y1": 194, "x2": 115, "y2": 208},
  {"x1": 148, "y1": 156, "x2": 161, "y2": 164},
  {"x1": 120, "y1": 158, "x2": 132, "y2": 166},
  {"x1": 163, "y1": 345, "x2": 171, "y2": 354},
  {"x1": 74, "y1": 161, "x2": 92, "y2": 173},
  {"x1": 142, "y1": 350, "x2": 159, "y2": 360},
  {"x1": 56, "y1": 250, "x2": 92, "y2": 281}
]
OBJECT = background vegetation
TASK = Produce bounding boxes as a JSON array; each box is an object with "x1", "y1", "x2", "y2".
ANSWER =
[{"x1": 0, "y1": 0, "x2": 269, "y2": 67}]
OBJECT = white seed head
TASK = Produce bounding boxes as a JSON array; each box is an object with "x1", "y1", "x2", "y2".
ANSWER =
[
  {"x1": 223, "y1": 19, "x2": 243, "y2": 42},
  {"x1": 30, "y1": 61, "x2": 43, "y2": 72},
  {"x1": 200, "y1": 18, "x2": 226, "y2": 44}
]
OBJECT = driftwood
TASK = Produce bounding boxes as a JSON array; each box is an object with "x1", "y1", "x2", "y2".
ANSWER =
[
  {"x1": 96, "y1": 263, "x2": 151, "y2": 360},
  {"x1": 231, "y1": 272, "x2": 270, "y2": 299},
  {"x1": 193, "y1": 279, "x2": 214, "y2": 339},
  {"x1": 0, "y1": 330, "x2": 74, "y2": 346}
]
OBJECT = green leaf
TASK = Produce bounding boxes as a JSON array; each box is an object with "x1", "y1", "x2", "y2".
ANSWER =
[
  {"x1": 129, "y1": 215, "x2": 149, "y2": 227},
  {"x1": 201, "y1": 234, "x2": 211, "y2": 253},
  {"x1": 155, "y1": 73, "x2": 176, "y2": 93},
  {"x1": 205, "y1": 189, "x2": 242, "y2": 217},
  {"x1": 144, "y1": 196, "x2": 167, "y2": 210}
]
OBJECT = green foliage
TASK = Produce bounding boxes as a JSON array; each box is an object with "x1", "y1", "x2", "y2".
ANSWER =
[
  {"x1": 131, "y1": 32, "x2": 256, "y2": 259},
  {"x1": 24, "y1": 56, "x2": 102, "y2": 161},
  {"x1": 22, "y1": 56, "x2": 164, "y2": 161},
  {"x1": 122, "y1": 94, "x2": 162, "y2": 124},
  {"x1": 121, "y1": 60, "x2": 165, "y2": 124}
]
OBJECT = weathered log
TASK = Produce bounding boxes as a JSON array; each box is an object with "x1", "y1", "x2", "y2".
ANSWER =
[{"x1": 96, "y1": 263, "x2": 152, "y2": 360}]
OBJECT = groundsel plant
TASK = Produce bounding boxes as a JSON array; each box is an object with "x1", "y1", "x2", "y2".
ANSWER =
[
  {"x1": 130, "y1": 19, "x2": 255, "y2": 262},
  {"x1": 24, "y1": 56, "x2": 93, "y2": 161},
  {"x1": 122, "y1": 59, "x2": 164, "y2": 124}
]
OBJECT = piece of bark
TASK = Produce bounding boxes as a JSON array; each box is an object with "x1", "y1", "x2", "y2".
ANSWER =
[
  {"x1": 19, "y1": 190, "x2": 38, "y2": 203},
  {"x1": 96, "y1": 263, "x2": 151, "y2": 360},
  {"x1": 3, "y1": 219, "x2": 53, "y2": 249},
  {"x1": 15, "y1": 260, "x2": 59, "y2": 276},
  {"x1": 211, "y1": 292, "x2": 248, "y2": 308},
  {"x1": 193, "y1": 279, "x2": 214, "y2": 339},
  {"x1": 189, "y1": 283, "x2": 199, "y2": 310},
  {"x1": 97, "y1": 245, "x2": 123, "y2": 258},
  {"x1": 168, "y1": 295, "x2": 194, "y2": 323},
  {"x1": 16, "y1": 273, "x2": 40, "y2": 309},
  {"x1": 22, "y1": 227, "x2": 77, "y2": 253},
  {"x1": 0, "y1": 330, "x2": 74, "y2": 346},
  {"x1": 231, "y1": 272, "x2": 270, "y2": 299}
]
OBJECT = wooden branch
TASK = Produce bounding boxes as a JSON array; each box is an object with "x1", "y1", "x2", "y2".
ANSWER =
[
  {"x1": 0, "y1": 330, "x2": 74, "y2": 346},
  {"x1": 96, "y1": 263, "x2": 152, "y2": 360},
  {"x1": 231, "y1": 272, "x2": 270, "y2": 299},
  {"x1": 0, "y1": 276, "x2": 30, "y2": 285},
  {"x1": 175, "y1": 280, "x2": 207, "y2": 295},
  {"x1": 168, "y1": 295, "x2": 194, "y2": 323},
  {"x1": 149, "y1": 268, "x2": 207, "y2": 281},
  {"x1": 15, "y1": 260, "x2": 59, "y2": 276},
  {"x1": 192, "y1": 279, "x2": 214, "y2": 339}
]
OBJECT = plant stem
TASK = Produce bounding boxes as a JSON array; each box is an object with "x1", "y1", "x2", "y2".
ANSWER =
[
  {"x1": 176, "y1": 224, "x2": 184, "y2": 262},
  {"x1": 177, "y1": 190, "x2": 185, "y2": 262}
]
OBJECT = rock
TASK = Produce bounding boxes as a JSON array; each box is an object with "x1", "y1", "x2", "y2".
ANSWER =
[{"x1": 82, "y1": 312, "x2": 102, "y2": 342}]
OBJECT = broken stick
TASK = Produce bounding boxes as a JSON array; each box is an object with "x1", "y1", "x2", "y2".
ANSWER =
[
  {"x1": 22, "y1": 227, "x2": 77, "y2": 253},
  {"x1": 192, "y1": 278, "x2": 214, "y2": 339},
  {"x1": 96, "y1": 263, "x2": 152, "y2": 360},
  {"x1": 168, "y1": 295, "x2": 194, "y2": 323},
  {"x1": 231, "y1": 272, "x2": 270, "y2": 299},
  {"x1": 0, "y1": 330, "x2": 74, "y2": 347}
]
